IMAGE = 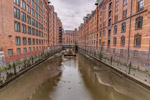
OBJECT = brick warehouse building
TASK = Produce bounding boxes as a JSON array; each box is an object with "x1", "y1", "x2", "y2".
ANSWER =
[
  {"x1": 58, "y1": 18, "x2": 63, "y2": 45},
  {"x1": 48, "y1": 6, "x2": 63, "y2": 48},
  {"x1": 0, "y1": 0, "x2": 63, "y2": 64},
  {"x1": 63, "y1": 29, "x2": 78, "y2": 45},
  {"x1": 78, "y1": 0, "x2": 150, "y2": 84}
]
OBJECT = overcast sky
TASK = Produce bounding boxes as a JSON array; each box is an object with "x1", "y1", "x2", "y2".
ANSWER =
[{"x1": 51, "y1": 0, "x2": 96, "y2": 30}]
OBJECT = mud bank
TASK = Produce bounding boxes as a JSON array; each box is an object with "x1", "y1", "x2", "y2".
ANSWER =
[{"x1": 0, "y1": 53, "x2": 63, "y2": 100}]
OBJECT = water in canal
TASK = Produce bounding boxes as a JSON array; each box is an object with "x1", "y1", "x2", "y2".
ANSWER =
[{"x1": 0, "y1": 53, "x2": 150, "y2": 100}]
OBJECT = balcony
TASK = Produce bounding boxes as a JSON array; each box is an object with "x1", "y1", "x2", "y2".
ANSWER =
[
  {"x1": 108, "y1": 36, "x2": 111, "y2": 40},
  {"x1": 109, "y1": 0, "x2": 112, "y2": 4},
  {"x1": 108, "y1": 26, "x2": 111, "y2": 30},
  {"x1": 109, "y1": 8, "x2": 112, "y2": 12},
  {"x1": 109, "y1": 16, "x2": 111, "y2": 20}
]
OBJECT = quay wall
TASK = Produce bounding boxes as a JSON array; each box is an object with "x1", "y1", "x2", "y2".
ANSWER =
[
  {"x1": 0, "y1": 46, "x2": 62, "y2": 88},
  {"x1": 78, "y1": 46, "x2": 150, "y2": 89}
]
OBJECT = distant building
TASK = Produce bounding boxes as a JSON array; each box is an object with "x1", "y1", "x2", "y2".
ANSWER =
[
  {"x1": 58, "y1": 18, "x2": 63, "y2": 45},
  {"x1": 63, "y1": 29, "x2": 78, "y2": 45}
]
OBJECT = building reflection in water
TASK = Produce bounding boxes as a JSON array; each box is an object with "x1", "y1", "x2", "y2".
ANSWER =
[{"x1": 78, "y1": 54, "x2": 150, "y2": 100}]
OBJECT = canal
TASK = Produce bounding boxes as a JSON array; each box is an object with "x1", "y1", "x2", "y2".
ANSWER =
[{"x1": 0, "y1": 53, "x2": 150, "y2": 100}]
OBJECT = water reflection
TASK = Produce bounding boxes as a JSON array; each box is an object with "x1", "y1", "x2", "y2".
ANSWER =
[
  {"x1": 78, "y1": 54, "x2": 150, "y2": 100},
  {"x1": 48, "y1": 54, "x2": 150, "y2": 100},
  {"x1": 29, "y1": 73, "x2": 62, "y2": 100},
  {"x1": 49, "y1": 56, "x2": 92, "y2": 100},
  {"x1": 0, "y1": 53, "x2": 150, "y2": 100},
  {"x1": 0, "y1": 55, "x2": 62, "y2": 100}
]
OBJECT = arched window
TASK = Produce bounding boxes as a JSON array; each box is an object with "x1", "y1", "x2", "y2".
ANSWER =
[
  {"x1": 121, "y1": 36, "x2": 125, "y2": 46},
  {"x1": 113, "y1": 37, "x2": 117, "y2": 46},
  {"x1": 134, "y1": 34, "x2": 141, "y2": 47},
  {"x1": 121, "y1": 22, "x2": 126, "y2": 32},
  {"x1": 114, "y1": 25, "x2": 117, "y2": 34},
  {"x1": 135, "y1": 16, "x2": 143, "y2": 29}
]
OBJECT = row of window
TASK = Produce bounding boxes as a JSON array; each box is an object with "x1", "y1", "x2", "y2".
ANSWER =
[
  {"x1": 114, "y1": 22, "x2": 126, "y2": 33},
  {"x1": 27, "y1": 5, "x2": 43, "y2": 21},
  {"x1": 114, "y1": 16, "x2": 143, "y2": 34},
  {"x1": 14, "y1": 0, "x2": 43, "y2": 15},
  {"x1": 16, "y1": 37, "x2": 44, "y2": 46},
  {"x1": 8, "y1": 46, "x2": 43, "y2": 56},
  {"x1": 115, "y1": 0, "x2": 144, "y2": 12},
  {"x1": 113, "y1": 34, "x2": 141, "y2": 47},
  {"x1": 14, "y1": 7, "x2": 43, "y2": 25},
  {"x1": 115, "y1": 0, "x2": 144, "y2": 22},
  {"x1": 99, "y1": 30, "x2": 106, "y2": 37},
  {"x1": 14, "y1": 21, "x2": 43, "y2": 37},
  {"x1": 114, "y1": 9, "x2": 131, "y2": 22},
  {"x1": 115, "y1": 0, "x2": 128, "y2": 6}
]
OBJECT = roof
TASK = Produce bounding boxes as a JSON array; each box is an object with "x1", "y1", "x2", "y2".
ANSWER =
[{"x1": 64, "y1": 30, "x2": 74, "y2": 34}]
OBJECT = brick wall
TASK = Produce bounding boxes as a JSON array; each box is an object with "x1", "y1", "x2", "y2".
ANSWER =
[
  {"x1": 78, "y1": 0, "x2": 150, "y2": 71},
  {"x1": 0, "y1": 0, "x2": 63, "y2": 64}
]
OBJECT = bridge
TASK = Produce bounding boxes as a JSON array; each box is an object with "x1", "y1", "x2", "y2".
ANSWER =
[{"x1": 62, "y1": 45, "x2": 78, "y2": 51}]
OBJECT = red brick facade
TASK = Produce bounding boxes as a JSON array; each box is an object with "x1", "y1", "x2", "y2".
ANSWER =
[
  {"x1": 0, "y1": 0, "x2": 63, "y2": 63},
  {"x1": 78, "y1": 0, "x2": 150, "y2": 71},
  {"x1": 63, "y1": 29, "x2": 78, "y2": 45}
]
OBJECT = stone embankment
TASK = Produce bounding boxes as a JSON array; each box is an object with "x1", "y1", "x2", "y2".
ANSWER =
[
  {"x1": 0, "y1": 47, "x2": 62, "y2": 89},
  {"x1": 79, "y1": 47, "x2": 150, "y2": 90}
]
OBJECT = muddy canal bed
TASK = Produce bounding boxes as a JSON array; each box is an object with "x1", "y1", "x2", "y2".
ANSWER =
[{"x1": 0, "y1": 53, "x2": 150, "y2": 100}]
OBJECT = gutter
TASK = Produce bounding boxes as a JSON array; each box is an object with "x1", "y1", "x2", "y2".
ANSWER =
[{"x1": 127, "y1": 0, "x2": 133, "y2": 62}]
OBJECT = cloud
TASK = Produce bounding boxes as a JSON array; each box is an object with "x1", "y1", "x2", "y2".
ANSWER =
[{"x1": 51, "y1": 0, "x2": 96, "y2": 30}]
